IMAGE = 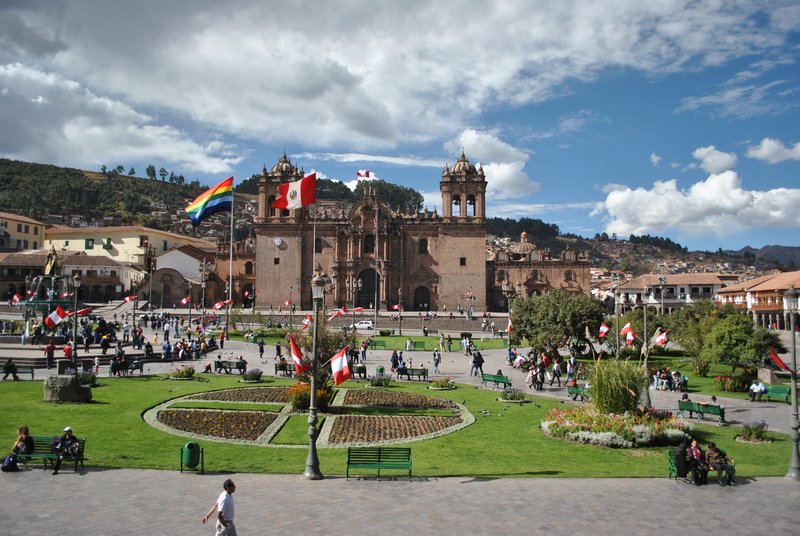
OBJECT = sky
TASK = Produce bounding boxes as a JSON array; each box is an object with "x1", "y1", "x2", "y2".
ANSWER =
[{"x1": 1, "y1": 0, "x2": 799, "y2": 252}]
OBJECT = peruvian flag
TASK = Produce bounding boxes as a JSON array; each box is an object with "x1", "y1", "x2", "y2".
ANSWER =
[
  {"x1": 301, "y1": 314, "x2": 313, "y2": 330},
  {"x1": 11, "y1": 292, "x2": 22, "y2": 305},
  {"x1": 272, "y1": 172, "x2": 317, "y2": 210},
  {"x1": 506, "y1": 314, "x2": 513, "y2": 334},
  {"x1": 598, "y1": 323, "x2": 610, "y2": 338},
  {"x1": 330, "y1": 346, "x2": 351, "y2": 385},
  {"x1": 327, "y1": 307, "x2": 348, "y2": 321},
  {"x1": 290, "y1": 336, "x2": 311, "y2": 373},
  {"x1": 123, "y1": 295, "x2": 135, "y2": 303},
  {"x1": 352, "y1": 307, "x2": 364, "y2": 312},
  {"x1": 654, "y1": 329, "x2": 669, "y2": 346},
  {"x1": 620, "y1": 322, "x2": 633, "y2": 336},
  {"x1": 770, "y1": 348, "x2": 794, "y2": 374},
  {"x1": 213, "y1": 299, "x2": 233, "y2": 310},
  {"x1": 44, "y1": 306, "x2": 68, "y2": 330},
  {"x1": 357, "y1": 170, "x2": 373, "y2": 178},
  {"x1": 392, "y1": 304, "x2": 401, "y2": 311},
  {"x1": 180, "y1": 296, "x2": 191, "y2": 305},
  {"x1": 59, "y1": 291, "x2": 73, "y2": 298},
  {"x1": 283, "y1": 299, "x2": 292, "y2": 307},
  {"x1": 625, "y1": 330, "x2": 636, "y2": 346},
  {"x1": 67, "y1": 307, "x2": 92, "y2": 317}
]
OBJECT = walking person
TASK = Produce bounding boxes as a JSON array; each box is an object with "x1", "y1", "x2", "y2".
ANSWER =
[
  {"x1": 470, "y1": 351, "x2": 484, "y2": 377},
  {"x1": 202, "y1": 479, "x2": 237, "y2": 535},
  {"x1": 433, "y1": 348, "x2": 441, "y2": 374},
  {"x1": 549, "y1": 358, "x2": 562, "y2": 387}
]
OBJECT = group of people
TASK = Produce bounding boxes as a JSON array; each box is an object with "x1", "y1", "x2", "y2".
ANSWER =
[
  {"x1": 5, "y1": 425, "x2": 80, "y2": 475},
  {"x1": 652, "y1": 368, "x2": 687, "y2": 391},
  {"x1": 675, "y1": 437, "x2": 736, "y2": 487}
]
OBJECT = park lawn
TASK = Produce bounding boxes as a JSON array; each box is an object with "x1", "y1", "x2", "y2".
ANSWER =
[
  {"x1": 0, "y1": 375, "x2": 789, "y2": 477},
  {"x1": 271, "y1": 415, "x2": 324, "y2": 445},
  {"x1": 367, "y1": 335, "x2": 512, "y2": 352}
]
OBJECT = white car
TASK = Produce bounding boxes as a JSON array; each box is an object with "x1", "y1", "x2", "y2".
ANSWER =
[{"x1": 350, "y1": 320, "x2": 374, "y2": 330}]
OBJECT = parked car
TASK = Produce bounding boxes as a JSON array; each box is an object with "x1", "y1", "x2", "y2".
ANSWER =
[{"x1": 349, "y1": 320, "x2": 374, "y2": 330}]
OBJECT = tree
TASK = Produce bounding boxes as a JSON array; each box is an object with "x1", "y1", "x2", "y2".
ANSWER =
[
  {"x1": 146, "y1": 165, "x2": 156, "y2": 180},
  {"x1": 115, "y1": 165, "x2": 125, "y2": 175},
  {"x1": 128, "y1": 167, "x2": 136, "y2": 176},
  {"x1": 670, "y1": 301, "x2": 722, "y2": 376},
  {"x1": 159, "y1": 167, "x2": 168, "y2": 181},
  {"x1": 700, "y1": 312, "x2": 759, "y2": 377},
  {"x1": 513, "y1": 288, "x2": 605, "y2": 357},
  {"x1": 100, "y1": 165, "x2": 107, "y2": 174}
]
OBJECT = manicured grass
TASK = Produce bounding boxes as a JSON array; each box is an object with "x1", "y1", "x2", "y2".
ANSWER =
[
  {"x1": 271, "y1": 415, "x2": 324, "y2": 445},
  {"x1": 0, "y1": 375, "x2": 789, "y2": 477}
]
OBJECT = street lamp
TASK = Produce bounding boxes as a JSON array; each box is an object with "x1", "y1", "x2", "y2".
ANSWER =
[
  {"x1": 225, "y1": 281, "x2": 230, "y2": 338},
  {"x1": 160, "y1": 283, "x2": 164, "y2": 310},
  {"x1": 289, "y1": 285, "x2": 294, "y2": 329},
  {"x1": 398, "y1": 288, "x2": 403, "y2": 335},
  {"x1": 305, "y1": 269, "x2": 326, "y2": 480},
  {"x1": 199, "y1": 261, "x2": 207, "y2": 332},
  {"x1": 659, "y1": 265, "x2": 667, "y2": 315},
  {"x1": 783, "y1": 287, "x2": 800, "y2": 480},
  {"x1": 73, "y1": 273, "x2": 81, "y2": 359},
  {"x1": 615, "y1": 288, "x2": 621, "y2": 358},
  {"x1": 502, "y1": 280, "x2": 520, "y2": 364},
  {"x1": 348, "y1": 277, "x2": 362, "y2": 330}
]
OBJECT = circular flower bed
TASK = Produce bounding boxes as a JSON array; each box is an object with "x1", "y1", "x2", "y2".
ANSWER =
[
  {"x1": 157, "y1": 409, "x2": 278, "y2": 440},
  {"x1": 328, "y1": 415, "x2": 461, "y2": 444},
  {"x1": 540, "y1": 406, "x2": 691, "y2": 448}
]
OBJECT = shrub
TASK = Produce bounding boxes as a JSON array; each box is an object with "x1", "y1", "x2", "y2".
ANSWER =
[
  {"x1": 501, "y1": 387, "x2": 527, "y2": 401},
  {"x1": 170, "y1": 365, "x2": 195, "y2": 379},
  {"x1": 429, "y1": 376, "x2": 454, "y2": 388},
  {"x1": 379, "y1": 330, "x2": 393, "y2": 337},
  {"x1": 288, "y1": 382, "x2": 331, "y2": 411},
  {"x1": 367, "y1": 374, "x2": 392, "y2": 387},
  {"x1": 590, "y1": 359, "x2": 646, "y2": 414},
  {"x1": 78, "y1": 371, "x2": 97, "y2": 387},
  {"x1": 713, "y1": 368, "x2": 757, "y2": 392},
  {"x1": 741, "y1": 420, "x2": 769, "y2": 441},
  {"x1": 460, "y1": 332, "x2": 473, "y2": 339},
  {"x1": 242, "y1": 368, "x2": 263, "y2": 382}
]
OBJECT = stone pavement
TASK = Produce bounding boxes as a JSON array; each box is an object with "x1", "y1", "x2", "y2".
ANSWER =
[{"x1": 1, "y1": 467, "x2": 798, "y2": 535}]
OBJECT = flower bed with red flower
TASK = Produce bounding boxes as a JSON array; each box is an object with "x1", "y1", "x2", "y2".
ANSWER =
[{"x1": 540, "y1": 406, "x2": 691, "y2": 448}]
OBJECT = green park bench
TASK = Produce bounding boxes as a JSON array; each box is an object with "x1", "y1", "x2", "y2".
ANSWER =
[
  {"x1": 677, "y1": 400, "x2": 725, "y2": 425},
  {"x1": 6, "y1": 363, "x2": 35, "y2": 380},
  {"x1": 566, "y1": 385, "x2": 589, "y2": 401},
  {"x1": 18, "y1": 435, "x2": 87, "y2": 473},
  {"x1": 274, "y1": 362, "x2": 294, "y2": 377},
  {"x1": 346, "y1": 446, "x2": 412, "y2": 481},
  {"x1": 352, "y1": 363, "x2": 367, "y2": 379},
  {"x1": 481, "y1": 373, "x2": 512, "y2": 389},
  {"x1": 411, "y1": 341, "x2": 426, "y2": 351},
  {"x1": 371, "y1": 340, "x2": 387, "y2": 350},
  {"x1": 396, "y1": 367, "x2": 427, "y2": 381},
  {"x1": 214, "y1": 359, "x2": 246, "y2": 375},
  {"x1": 764, "y1": 384, "x2": 790, "y2": 403}
]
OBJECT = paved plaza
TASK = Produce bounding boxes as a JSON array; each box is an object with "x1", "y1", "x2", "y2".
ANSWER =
[{"x1": 2, "y1": 311, "x2": 800, "y2": 534}]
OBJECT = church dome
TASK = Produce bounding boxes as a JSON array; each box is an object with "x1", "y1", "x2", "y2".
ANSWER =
[
  {"x1": 509, "y1": 231, "x2": 536, "y2": 255},
  {"x1": 270, "y1": 153, "x2": 297, "y2": 175},
  {"x1": 450, "y1": 150, "x2": 477, "y2": 175}
]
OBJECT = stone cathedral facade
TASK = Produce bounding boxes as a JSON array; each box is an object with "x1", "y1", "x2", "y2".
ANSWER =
[{"x1": 254, "y1": 152, "x2": 589, "y2": 312}]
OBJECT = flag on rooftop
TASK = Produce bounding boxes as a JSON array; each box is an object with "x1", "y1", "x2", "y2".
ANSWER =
[
  {"x1": 357, "y1": 170, "x2": 373, "y2": 178},
  {"x1": 186, "y1": 176, "x2": 234, "y2": 226}
]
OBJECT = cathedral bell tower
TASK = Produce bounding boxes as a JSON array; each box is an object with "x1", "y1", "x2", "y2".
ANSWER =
[
  {"x1": 440, "y1": 150, "x2": 487, "y2": 222},
  {"x1": 257, "y1": 152, "x2": 307, "y2": 223}
]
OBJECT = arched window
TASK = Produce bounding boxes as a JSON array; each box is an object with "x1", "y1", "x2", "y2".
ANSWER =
[
  {"x1": 364, "y1": 234, "x2": 375, "y2": 254},
  {"x1": 418, "y1": 238, "x2": 428, "y2": 254},
  {"x1": 498, "y1": 270, "x2": 505, "y2": 282},
  {"x1": 244, "y1": 261, "x2": 254, "y2": 275},
  {"x1": 268, "y1": 196, "x2": 276, "y2": 217},
  {"x1": 531, "y1": 270, "x2": 539, "y2": 281},
  {"x1": 451, "y1": 195, "x2": 460, "y2": 214},
  {"x1": 467, "y1": 195, "x2": 476, "y2": 216},
  {"x1": 564, "y1": 270, "x2": 573, "y2": 281},
  {"x1": 315, "y1": 238, "x2": 322, "y2": 253}
]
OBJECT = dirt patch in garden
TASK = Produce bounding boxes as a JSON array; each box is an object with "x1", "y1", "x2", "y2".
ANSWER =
[
  {"x1": 188, "y1": 387, "x2": 289, "y2": 403},
  {"x1": 157, "y1": 409, "x2": 278, "y2": 440},
  {"x1": 343, "y1": 389, "x2": 456, "y2": 409},
  {"x1": 328, "y1": 415, "x2": 461, "y2": 444}
]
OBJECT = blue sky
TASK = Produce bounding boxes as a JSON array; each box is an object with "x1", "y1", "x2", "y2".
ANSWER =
[{"x1": 1, "y1": 1, "x2": 799, "y2": 251}]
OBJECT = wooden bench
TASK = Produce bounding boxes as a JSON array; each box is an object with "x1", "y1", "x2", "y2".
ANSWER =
[
  {"x1": 764, "y1": 385, "x2": 790, "y2": 403},
  {"x1": 214, "y1": 360, "x2": 246, "y2": 374},
  {"x1": 18, "y1": 435, "x2": 87, "y2": 472},
  {"x1": 567, "y1": 385, "x2": 589, "y2": 401},
  {"x1": 677, "y1": 400, "x2": 726, "y2": 425},
  {"x1": 481, "y1": 373, "x2": 512, "y2": 389},
  {"x1": 109, "y1": 360, "x2": 144, "y2": 376},
  {"x1": 351, "y1": 364, "x2": 367, "y2": 379},
  {"x1": 371, "y1": 340, "x2": 387, "y2": 350},
  {"x1": 346, "y1": 446, "x2": 412, "y2": 481},
  {"x1": 274, "y1": 362, "x2": 294, "y2": 377},
  {"x1": 4, "y1": 364, "x2": 35, "y2": 380},
  {"x1": 397, "y1": 367, "x2": 427, "y2": 381}
]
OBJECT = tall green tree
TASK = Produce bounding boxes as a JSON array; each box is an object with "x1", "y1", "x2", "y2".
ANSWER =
[
  {"x1": 146, "y1": 165, "x2": 156, "y2": 180},
  {"x1": 159, "y1": 167, "x2": 168, "y2": 181},
  {"x1": 700, "y1": 312, "x2": 758, "y2": 377}
]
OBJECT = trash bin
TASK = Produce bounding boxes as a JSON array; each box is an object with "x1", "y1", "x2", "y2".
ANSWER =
[
  {"x1": 57, "y1": 360, "x2": 73, "y2": 374},
  {"x1": 182, "y1": 442, "x2": 200, "y2": 469},
  {"x1": 376, "y1": 365, "x2": 385, "y2": 377}
]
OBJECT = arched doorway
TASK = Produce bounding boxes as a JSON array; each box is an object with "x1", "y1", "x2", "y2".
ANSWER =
[
  {"x1": 413, "y1": 286, "x2": 430, "y2": 311},
  {"x1": 357, "y1": 269, "x2": 378, "y2": 309}
]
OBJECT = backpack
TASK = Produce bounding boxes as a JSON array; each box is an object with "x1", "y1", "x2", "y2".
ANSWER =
[{"x1": 1, "y1": 454, "x2": 19, "y2": 472}]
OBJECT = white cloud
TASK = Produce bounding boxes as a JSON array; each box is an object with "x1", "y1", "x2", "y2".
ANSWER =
[
  {"x1": 445, "y1": 129, "x2": 539, "y2": 199},
  {"x1": 592, "y1": 172, "x2": 800, "y2": 238},
  {"x1": 650, "y1": 152, "x2": 661, "y2": 167},
  {"x1": 691, "y1": 146, "x2": 737, "y2": 174},
  {"x1": 0, "y1": 63, "x2": 242, "y2": 173},
  {"x1": 676, "y1": 81, "x2": 797, "y2": 119},
  {"x1": 746, "y1": 137, "x2": 800, "y2": 164}
]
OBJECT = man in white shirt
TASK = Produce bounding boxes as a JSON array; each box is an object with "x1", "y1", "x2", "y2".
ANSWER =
[
  {"x1": 202, "y1": 479, "x2": 236, "y2": 535},
  {"x1": 748, "y1": 380, "x2": 766, "y2": 402}
]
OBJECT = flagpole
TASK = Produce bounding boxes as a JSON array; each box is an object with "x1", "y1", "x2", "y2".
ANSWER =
[{"x1": 227, "y1": 186, "x2": 234, "y2": 338}]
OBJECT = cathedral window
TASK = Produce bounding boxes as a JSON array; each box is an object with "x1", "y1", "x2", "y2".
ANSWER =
[
  {"x1": 460, "y1": 257, "x2": 466, "y2": 266},
  {"x1": 418, "y1": 238, "x2": 428, "y2": 255},
  {"x1": 364, "y1": 234, "x2": 375, "y2": 254},
  {"x1": 245, "y1": 261, "x2": 254, "y2": 275},
  {"x1": 315, "y1": 238, "x2": 322, "y2": 253}
]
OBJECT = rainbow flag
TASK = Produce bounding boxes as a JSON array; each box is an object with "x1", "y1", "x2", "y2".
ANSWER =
[{"x1": 186, "y1": 176, "x2": 233, "y2": 226}]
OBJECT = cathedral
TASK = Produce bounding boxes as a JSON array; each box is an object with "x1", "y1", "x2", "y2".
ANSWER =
[{"x1": 254, "y1": 152, "x2": 589, "y2": 312}]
